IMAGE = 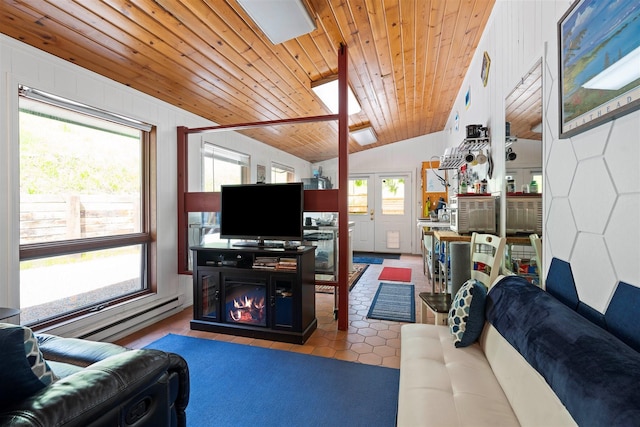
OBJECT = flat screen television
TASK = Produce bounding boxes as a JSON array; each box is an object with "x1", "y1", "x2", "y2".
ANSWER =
[{"x1": 220, "y1": 182, "x2": 304, "y2": 246}]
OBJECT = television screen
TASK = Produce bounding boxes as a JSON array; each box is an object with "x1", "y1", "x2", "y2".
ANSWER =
[{"x1": 220, "y1": 182, "x2": 304, "y2": 243}]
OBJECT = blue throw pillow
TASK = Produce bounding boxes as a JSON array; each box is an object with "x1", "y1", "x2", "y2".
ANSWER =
[
  {"x1": 448, "y1": 279, "x2": 487, "y2": 347},
  {"x1": 0, "y1": 323, "x2": 58, "y2": 403}
]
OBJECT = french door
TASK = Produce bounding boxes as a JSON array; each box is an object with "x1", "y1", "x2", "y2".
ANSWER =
[{"x1": 348, "y1": 173, "x2": 412, "y2": 253}]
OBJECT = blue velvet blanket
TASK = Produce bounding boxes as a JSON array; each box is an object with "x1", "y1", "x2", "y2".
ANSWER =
[{"x1": 486, "y1": 276, "x2": 640, "y2": 426}]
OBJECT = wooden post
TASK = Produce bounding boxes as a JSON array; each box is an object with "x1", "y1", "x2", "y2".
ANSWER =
[
  {"x1": 337, "y1": 44, "x2": 349, "y2": 331},
  {"x1": 177, "y1": 126, "x2": 188, "y2": 273}
]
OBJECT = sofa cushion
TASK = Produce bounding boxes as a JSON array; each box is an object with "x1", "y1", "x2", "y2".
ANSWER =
[
  {"x1": 0, "y1": 323, "x2": 58, "y2": 402},
  {"x1": 398, "y1": 324, "x2": 519, "y2": 426},
  {"x1": 448, "y1": 279, "x2": 486, "y2": 347},
  {"x1": 486, "y1": 275, "x2": 640, "y2": 426}
]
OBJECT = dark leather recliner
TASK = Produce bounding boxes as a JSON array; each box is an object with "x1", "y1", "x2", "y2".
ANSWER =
[{"x1": 0, "y1": 334, "x2": 189, "y2": 427}]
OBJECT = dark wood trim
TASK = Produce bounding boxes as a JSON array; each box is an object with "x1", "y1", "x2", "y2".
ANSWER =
[
  {"x1": 20, "y1": 233, "x2": 152, "y2": 260},
  {"x1": 146, "y1": 128, "x2": 158, "y2": 293},
  {"x1": 184, "y1": 192, "x2": 221, "y2": 212},
  {"x1": 177, "y1": 126, "x2": 188, "y2": 274},
  {"x1": 185, "y1": 114, "x2": 339, "y2": 134},
  {"x1": 337, "y1": 44, "x2": 349, "y2": 331}
]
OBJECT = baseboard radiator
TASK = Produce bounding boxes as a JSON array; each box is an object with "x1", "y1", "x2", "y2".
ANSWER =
[{"x1": 40, "y1": 295, "x2": 185, "y2": 342}]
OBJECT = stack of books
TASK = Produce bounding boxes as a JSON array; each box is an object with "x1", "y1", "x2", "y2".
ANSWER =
[
  {"x1": 253, "y1": 257, "x2": 279, "y2": 270},
  {"x1": 276, "y1": 257, "x2": 297, "y2": 271}
]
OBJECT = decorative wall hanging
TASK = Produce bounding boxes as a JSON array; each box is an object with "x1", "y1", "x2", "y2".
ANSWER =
[
  {"x1": 256, "y1": 164, "x2": 266, "y2": 183},
  {"x1": 481, "y1": 51, "x2": 491, "y2": 87},
  {"x1": 465, "y1": 86, "x2": 471, "y2": 110},
  {"x1": 558, "y1": 0, "x2": 640, "y2": 138}
]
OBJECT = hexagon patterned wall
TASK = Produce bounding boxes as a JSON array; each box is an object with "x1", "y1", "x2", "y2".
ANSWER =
[{"x1": 546, "y1": 112, "x2": 640, "y2": 314}]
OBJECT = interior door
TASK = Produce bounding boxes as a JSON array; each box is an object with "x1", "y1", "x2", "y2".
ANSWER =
[
  {"x1": 374, "y1": 174, "x2": 412, "y2": 253},
  {"x1": 348, "y1": 173, "x2": 412, "y2": 253}
]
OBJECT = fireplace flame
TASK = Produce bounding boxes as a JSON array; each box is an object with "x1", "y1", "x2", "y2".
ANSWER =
[{"x1": 229, "y1": 295, "x2": 265, "y2": 323}]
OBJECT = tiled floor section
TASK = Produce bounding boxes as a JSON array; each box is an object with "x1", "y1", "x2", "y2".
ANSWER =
[{"x1": 116, "y1": 254, "x2": 436, "y2": 369}]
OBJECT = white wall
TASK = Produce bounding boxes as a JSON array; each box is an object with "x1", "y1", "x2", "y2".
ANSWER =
[
  {"x1": 0, "y1": 34, "x2": 311, "y2": 338},
  {"x1": 444, "y1": 0, "x2": 640, "y2": 313},
  {"x1": 191, "y1": 132, "x2": 311, "y2": 188},
  {"x1": 314, "y1": 132, "x2": 447, "y2": 254}
]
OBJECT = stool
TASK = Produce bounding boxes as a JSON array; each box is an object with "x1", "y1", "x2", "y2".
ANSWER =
[{"x1": 419, "y1": 292, "x2": 451, "y2": 326}]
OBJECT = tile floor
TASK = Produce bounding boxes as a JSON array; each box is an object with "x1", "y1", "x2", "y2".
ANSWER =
[{"x1": 116, "y1": 254, "x2": 436, "y2": 369}]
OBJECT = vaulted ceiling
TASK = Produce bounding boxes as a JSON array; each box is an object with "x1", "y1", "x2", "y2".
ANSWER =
[{"x1": 1, "y1": 0, "x2": 495, "y2": 163}]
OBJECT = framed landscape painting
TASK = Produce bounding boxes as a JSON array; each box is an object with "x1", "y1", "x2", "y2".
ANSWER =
[{"x1": 558, "y1": 0, "x2": 640, "y2": 138}]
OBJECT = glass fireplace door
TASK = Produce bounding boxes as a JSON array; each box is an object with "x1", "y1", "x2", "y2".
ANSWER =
[
  {"x1": 197, "y1": 270, "x2": 220, "y2": 322},
  {"x1": 272, "y1": 275, "x2": 294, "y2": 329},
  {"x1": 224, "y1": 277, "x2": 267, "y2": 327}
]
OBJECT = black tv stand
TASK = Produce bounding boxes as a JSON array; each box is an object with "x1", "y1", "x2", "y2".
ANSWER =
[{"x1": 190, "y1": 245, "x2": 317, "y2": 344}]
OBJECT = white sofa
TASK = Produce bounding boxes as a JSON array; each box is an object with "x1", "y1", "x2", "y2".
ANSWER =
[
  {"x1": 398, "y1": 274, "x2": 578, "y2": 427},
  {"x1": 398, "y1": 322, "x2": 575, "y2": 426},
  {"x1": 398, "y1": 269, "x2": 640, "y2": 426}
]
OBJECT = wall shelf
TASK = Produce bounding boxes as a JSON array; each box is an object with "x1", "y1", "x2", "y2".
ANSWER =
[{"x1": 439, "y1": 137, "x2": 491, "y2": 170}]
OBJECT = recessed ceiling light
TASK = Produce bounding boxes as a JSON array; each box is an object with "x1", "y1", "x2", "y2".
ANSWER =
[
  {"x1": 350, "y1": 126, "x2": 377, "y2": 145},
  {"x1": 237, "y1": 0, "x2": 316, "y2": 45},
  {"x1": 311, "y1": 77, "x2": 361, "y2": 115}
]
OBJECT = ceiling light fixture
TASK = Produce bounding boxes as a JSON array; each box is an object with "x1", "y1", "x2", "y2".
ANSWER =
[
  {"x1": 350, "y1": 126, "x2": 377, "y2": 146},
  {"x1": 582, "y1": 45, "x2": 640, "y2": 90},
  {"x1": 237, "y1": 0, "x2": 316, "y2": 45},
  {"x1": 311, "y1": 77, "x2": 361, "y2": 115}
]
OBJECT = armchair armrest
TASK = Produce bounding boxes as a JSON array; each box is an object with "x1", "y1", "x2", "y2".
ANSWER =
[
  {"x1": 1, "y1": 349, "x2": 189, "y2": 427},
  {"x1": 37, "y1": 333, "x2": 129, "y2": 367}
]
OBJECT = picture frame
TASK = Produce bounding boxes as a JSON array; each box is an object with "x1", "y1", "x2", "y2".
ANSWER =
[
  {"x1": 558, "y1": 0, "x2": 640, "y2": 138},
  {"x1": 481, "y1": 51, "x2": 491, "y2": 87}
]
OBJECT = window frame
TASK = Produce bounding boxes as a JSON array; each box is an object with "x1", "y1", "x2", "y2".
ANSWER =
[{"x1": 17, "y1": 87, "x2": 157, "y2": 328}]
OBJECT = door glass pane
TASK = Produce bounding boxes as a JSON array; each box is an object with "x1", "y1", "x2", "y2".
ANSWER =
[
  {"x1": 381, "y1": 178, "x2": 405, "y2": 215},
  {"x1": 348, "y1": 179, "x2": 368, "y2": 214}
]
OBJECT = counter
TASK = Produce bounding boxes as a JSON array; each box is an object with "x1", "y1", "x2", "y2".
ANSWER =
[{"x1": 416, "y1": 219, "x2": 451, "y2": 279}]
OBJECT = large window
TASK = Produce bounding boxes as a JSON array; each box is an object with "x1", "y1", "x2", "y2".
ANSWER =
[
  {"x1": 271, "y1": 162, "x2": 295, "y2": 183},
  {"x1": 18, "y1": 86, "x2": 155, "y2": 327},
  {"x1": 202, "y1": 143, "x2": 249, "y2": 191}
]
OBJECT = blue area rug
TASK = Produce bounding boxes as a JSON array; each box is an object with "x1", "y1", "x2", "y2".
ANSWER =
[
  {"x1": 367, "y1": 282, "x2": 416, "y2": 323},
  {"x1": 353, "y1": 256, "x2": 384, "y2": 264},
  {"x1": 354, "y1": 252, "x2": 401, "y2": 260},
  {"x1": 145, "y1": 334, "x2": 400, "y2": 427}
]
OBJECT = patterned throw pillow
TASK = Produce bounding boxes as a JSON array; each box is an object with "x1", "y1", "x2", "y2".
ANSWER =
[
  {"x1": 448, "y1": 279, "x2": 488, "y2": 347},
  {"x1": 0, "y1": 323, "x2": 58, "y2": 402}
]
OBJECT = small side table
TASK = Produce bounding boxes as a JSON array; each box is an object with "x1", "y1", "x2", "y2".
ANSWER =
[
  {"x1": 0, "y1": 307, "x2": 20, "y2": 321},
  {"x1": 419, "y1": 292, "x2": 451, "y2": 326}
]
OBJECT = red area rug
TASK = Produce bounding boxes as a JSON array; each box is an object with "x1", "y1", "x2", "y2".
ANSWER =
[{"x1": 377, "y1": 267, "x2": 412, "y2": 282}]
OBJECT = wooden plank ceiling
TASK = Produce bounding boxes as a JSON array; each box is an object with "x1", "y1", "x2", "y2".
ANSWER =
[{"x1": 1, "y1": 0, "x2": 495, "y2": 163}]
